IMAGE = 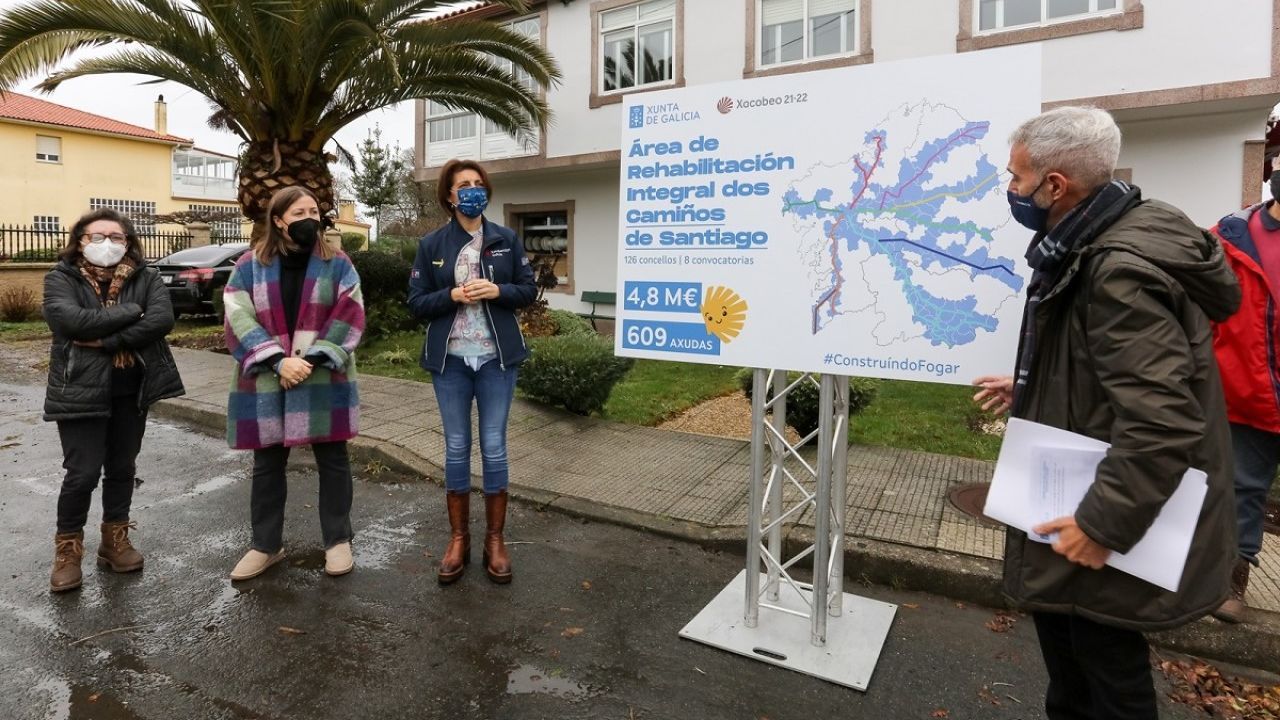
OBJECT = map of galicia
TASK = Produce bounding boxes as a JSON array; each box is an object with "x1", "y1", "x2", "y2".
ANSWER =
[{"x1": 782, "y1": 101, "x2": 1025, "y2": 348}]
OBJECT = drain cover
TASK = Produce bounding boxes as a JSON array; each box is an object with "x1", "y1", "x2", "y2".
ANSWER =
[{"x1": 947, "y1": 482, "x2": 1003, "y2": 527}]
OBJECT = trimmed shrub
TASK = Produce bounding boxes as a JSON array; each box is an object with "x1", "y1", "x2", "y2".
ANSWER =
[
  {"x1": 735, "y1": 368, "x2": 878, "y2": 436},
  {"x1": 0, "y1": 286, "x2": 39, "y2": 322},
  {"x1": 518, "y1": 334, "x2": 634, "y2": 416},
  {"x1": 349, "y1": 250, "x2": 418, "y2": 339},
  {"x1": 340, "y1": 232, "x2": 367, "y2": 253},
  {"x1": 548, "y1": 308, "x2": 594, "y2": 337},
  {"x1": 374, "y1": 234, "x2": 420, "y2": 264},
  {"x1": 11, "y1": 248, "x2": 59, "y2": 263}
]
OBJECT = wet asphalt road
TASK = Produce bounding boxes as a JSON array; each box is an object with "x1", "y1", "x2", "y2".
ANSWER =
[{"x1": 0, "y1": 353, "x2": 1212, "y2": 720}]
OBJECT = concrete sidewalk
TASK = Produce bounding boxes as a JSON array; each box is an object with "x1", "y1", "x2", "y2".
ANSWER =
[{"x1": 157, "y1": 347, "x2": 1280, "y2": 673}]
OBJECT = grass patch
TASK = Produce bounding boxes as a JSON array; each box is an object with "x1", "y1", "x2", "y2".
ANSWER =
[
  {"x1": 358, "y1": 330, "x2": 425, "y2": 382},
  {"x1": 0, "y1": 320, "x2": 50, "y2": 341},
  {"x1": 603, "y1": 359, "x2": 739, "y2": 426},
  {"x1": 850, "y1": 380, "x2": 1001, "y2": 461}
]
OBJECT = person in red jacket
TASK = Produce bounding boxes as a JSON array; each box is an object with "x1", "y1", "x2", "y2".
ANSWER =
[{"x1": 1208, "y1": 171, "x2": 1280, "y2": 624}]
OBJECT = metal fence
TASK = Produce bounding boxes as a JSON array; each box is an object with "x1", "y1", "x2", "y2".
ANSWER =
[{"x1": 0, "y1": 224, "x2": 194, "y2": 262}]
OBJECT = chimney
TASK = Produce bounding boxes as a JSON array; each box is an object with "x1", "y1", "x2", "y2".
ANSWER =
[{"x1": 154, "y1": 94, "x2": 167, "y2": 135}]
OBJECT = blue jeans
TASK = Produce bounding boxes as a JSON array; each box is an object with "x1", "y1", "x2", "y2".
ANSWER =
[
  {"x1": 1229, "y1": 422, "x2": 1279, "y2": 565},
  {"x1": 430, "y1": 355, "x2": 518, "y2": 494}
]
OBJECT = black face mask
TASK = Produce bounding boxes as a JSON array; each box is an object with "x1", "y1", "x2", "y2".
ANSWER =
[{"x1": 286, "y1": 218, "x2": 321, "y2": 250}]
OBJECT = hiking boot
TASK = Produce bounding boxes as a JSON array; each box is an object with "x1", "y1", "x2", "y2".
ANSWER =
[
  {"x1": 438, "y1": 491, "x2": 470, "y2": 585},
  {"x1": 51, "y1": 531, "x2": 84, "y2": 593},
  {"x1": 97, "y1": 520, "x2": 144, "y2": 573},
  {"x1": 483, "y1": 491, "x2": 512, "y2": 584},
  {"x1": 1212, "y1": 558, "x2": 1251, "y2": 624}
]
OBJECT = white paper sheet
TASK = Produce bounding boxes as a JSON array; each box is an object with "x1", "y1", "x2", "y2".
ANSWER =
[{"x1": 984, "y1": 418, "x2": 1208, "y2": 592}]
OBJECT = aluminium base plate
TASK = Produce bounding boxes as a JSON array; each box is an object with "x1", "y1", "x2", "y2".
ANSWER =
[{"x1": 678, "y1": 570, "x2": 897, "y2": 692}]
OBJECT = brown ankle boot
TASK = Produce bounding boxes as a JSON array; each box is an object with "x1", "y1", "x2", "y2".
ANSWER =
[
  {"x1": 483, "y1": 491, "x2": 512, "y2": 584},
  {"x1": 438, "y1": 491, "x2": 470, "y2": 585},
  {"x1": 97, "y1": 520, "x2": 144, "y2": 573},
  {"x1": 51, "y1": 531, "x2": 84, "y2": 593},
  {"x1": 1213, "y1": 558, "x2": 1251, "y2": 624}
]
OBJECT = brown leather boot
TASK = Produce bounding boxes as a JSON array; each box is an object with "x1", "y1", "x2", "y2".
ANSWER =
[
  {"x1": 97, "y1": 520, "x2": 144, "y2": 573},
  {"x1": 51, "y1": 531, "x2": 84, "y2": 593},
  {"x1": 483, "y1": 491, "x2": 512, "y2": 584},
  {"x1": 438, "y1": 491, "x2": 470, "y2": 585},
  {"x1": 1212, "y1": 558, "x2": 1250, "y2": 624}
]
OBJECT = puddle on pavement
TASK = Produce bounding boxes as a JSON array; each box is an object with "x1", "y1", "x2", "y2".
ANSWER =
[
  {"x1": 506, "y1": 664, "x2": 595, "y2": 700},
  {"x1": 34, "y1": 677, "x2": 143, "y2": 720}
]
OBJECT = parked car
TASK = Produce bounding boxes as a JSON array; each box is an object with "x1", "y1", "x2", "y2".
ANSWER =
[{"x1": 152, "y1": 242, "x2": 251, "y2": 317}]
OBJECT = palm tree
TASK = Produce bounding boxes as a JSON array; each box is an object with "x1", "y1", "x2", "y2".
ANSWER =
[{"x1": 0, "y1": 0, "x2": 560, "y2": 235}]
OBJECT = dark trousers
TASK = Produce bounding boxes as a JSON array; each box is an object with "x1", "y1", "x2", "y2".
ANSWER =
[
  {"x1": 1032, "y1": 612, "x2": 1157, "y2": 720},
  {"x1": 250, "y1": 441, "x2": 353, "y2": 553},
  {"x1": 1228, "y1": 422, "x2": 1280, "y2": 564},
  {"x1": 56, "y1": 395, "x2": 147, "y2": 533}
]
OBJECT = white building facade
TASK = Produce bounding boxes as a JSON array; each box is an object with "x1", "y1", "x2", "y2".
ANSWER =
[{"x1": 414, "y1": 0, "x2": 1280, "y2": 315}]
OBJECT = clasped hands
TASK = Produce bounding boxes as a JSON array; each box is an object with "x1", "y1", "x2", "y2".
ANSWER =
[
  {"x1": 278, "y1": 357, "x2": 312, "y2": 389},
  {"x1": 451, "y1": 279, "x2": 500, "y2": 304}
]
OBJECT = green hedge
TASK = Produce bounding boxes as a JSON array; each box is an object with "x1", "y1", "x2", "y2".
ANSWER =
[
  {"x1": 548, "y1": 308, "x2": 594, "y2": 337},
  {"x1": 340, "y1": 232, "x2": 366, "y2": 253},
  {"x1": 519, "y1": 334, "x2": 634, "y2": 416},
  {"x1": 349, "y1": 250, "x2": 417, "y2": 339},
  {"x1": 735, "y1": 369, "x2": 878, "y2": 437}
]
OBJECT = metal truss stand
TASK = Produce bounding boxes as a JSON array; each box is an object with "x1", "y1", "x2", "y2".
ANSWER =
[{"x1": 679, "y1": 369, "x2": 897, "y2": 691}]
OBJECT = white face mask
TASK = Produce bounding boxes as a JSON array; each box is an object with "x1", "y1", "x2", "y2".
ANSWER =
[{"x1": 83, "y1": 241, "x2": 127, "y2": 268}]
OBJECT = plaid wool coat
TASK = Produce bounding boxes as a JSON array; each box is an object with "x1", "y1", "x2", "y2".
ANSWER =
[{"x1": 222, "y1": 250, "x2": 364, "y2": 450}]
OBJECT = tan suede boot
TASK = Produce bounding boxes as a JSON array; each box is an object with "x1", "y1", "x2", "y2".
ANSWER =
[
  {"x1": 51, "y1": 531, "x2": 84, "y2": 593},
  {"x1": 438, "y1": 491, "x2": 470, "y2": 585},
  {"x1": 1212, "y1": 558, "x2": 1250, "y2": 624},
  {"x1": 97, "y1": 520, "x2": 144, "y2": 573},
  {"x1": 483, "y1": 491, "x2": 512, "y2": 584}
]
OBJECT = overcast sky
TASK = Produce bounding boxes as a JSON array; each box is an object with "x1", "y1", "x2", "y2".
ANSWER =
[{"x1": 0, "y1": 0, "x2": 484, "y2": 173}]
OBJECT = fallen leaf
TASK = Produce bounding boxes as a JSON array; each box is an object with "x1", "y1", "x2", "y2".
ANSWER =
[
  {"x1": 902, "y1": 603, "x2": 920, "y2": 610},
  {"x1": 977, "y1": 686, "x2": 1002, "y2": 706},
  {"x1": 931, "y1": 709, "x2": 949, "y2": 718},
  {"x1": 561, "y1": 627, "x2": 584, "y2": 638},
  {"x1": 88, "y1": 693, "x2": 101, "y2": 702},
  {"x1": 954, "y1": 602, "x2": 966, "y2": 609},
  {"x1": 581, "y1": 580, "x2": 592, "y2": 591},
  {"x1": 985, "y1": 612, "x2": 1017, "y2": 633},
  {"x1": 278, "y1": 626, "x2": 306, "y2": 635},
  {"x1": 303, "y1": 504, "x2": 312, "y2": 509}
]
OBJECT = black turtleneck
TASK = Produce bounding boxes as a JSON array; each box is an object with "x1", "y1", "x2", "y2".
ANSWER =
[{"x1": 279, "y1": 247, "x2": 310, "y2": 336}]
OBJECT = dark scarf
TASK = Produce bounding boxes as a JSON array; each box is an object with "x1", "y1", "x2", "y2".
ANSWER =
[
  {"x1": 1013, "y1": 180, "x2": 1143, "y2": 408},
  {"x1": 76, "y1": 254, "x2": 139, "y2": 369}
]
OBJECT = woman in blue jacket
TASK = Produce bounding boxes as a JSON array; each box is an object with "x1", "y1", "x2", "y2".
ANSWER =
[{"x1": 408, "y1": 159, "x2": 536, "y2": 585}]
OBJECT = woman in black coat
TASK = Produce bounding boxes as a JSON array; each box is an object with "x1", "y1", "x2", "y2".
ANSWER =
[{"x1": 42, "y1": 208, "x2": 185, "y2": 593}]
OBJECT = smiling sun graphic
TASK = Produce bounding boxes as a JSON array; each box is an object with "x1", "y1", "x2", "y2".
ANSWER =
[{"x1": 701, "y1": 286, "x2": 748, "y2": 343}]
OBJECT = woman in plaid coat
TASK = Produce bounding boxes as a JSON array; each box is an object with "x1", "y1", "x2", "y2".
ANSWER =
[{"x1": 222, "y1": 187, "x2": 365, "y2": 581}]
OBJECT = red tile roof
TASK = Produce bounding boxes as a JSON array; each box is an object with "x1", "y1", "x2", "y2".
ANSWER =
[
  {"x1": 0, "y1": 91, "x2": 191, "y2": 144},
  {"x1": 429, "y1": 2, "x2": 504, "y2": 22}
]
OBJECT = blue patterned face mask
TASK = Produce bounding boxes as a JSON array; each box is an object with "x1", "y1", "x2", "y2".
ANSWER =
[{"x1": 455, "y1": 186, "x2": 489, "y2": 219}]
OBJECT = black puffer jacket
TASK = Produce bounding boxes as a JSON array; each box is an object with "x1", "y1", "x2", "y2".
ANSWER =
[{"x1": 42, "y1": 260, "x2": 185, "y2": 420}]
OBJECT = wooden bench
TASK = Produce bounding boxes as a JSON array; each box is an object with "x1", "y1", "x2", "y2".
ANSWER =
[{"x1": 580, "y1": 290, "x2": 617, "y2": 329}]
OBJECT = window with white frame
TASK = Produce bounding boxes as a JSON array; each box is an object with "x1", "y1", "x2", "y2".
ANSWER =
[
  {"x1": 90, "y1": 198, "x2": 157, "y2": 232},
  {"x1": 759, "y1": 0, "x2": 857, "y2": 66},
  {"x1": 599, "y1": 0, "x2": 676, "y2": 94},
  {"x1": 32, "y1": 215, "x2": 60, "y2": 233},
  {"x1": 35, "y1": 135, "x2": 61, "y2": 163},
  {"x1": 978, "y1": 0, "x2": 1117, "y2": 32},
  {"x1": 425, "y1": 15, "x2": 542, "y2": 166},
  {"x1": 188, "y1": 203, "x2": 246, "y2": 240}
]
